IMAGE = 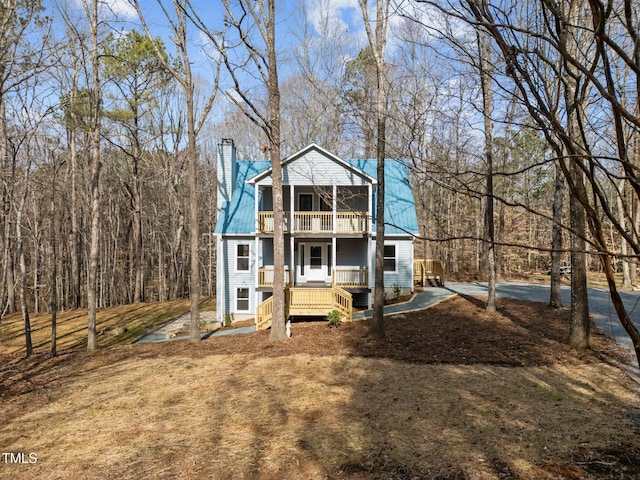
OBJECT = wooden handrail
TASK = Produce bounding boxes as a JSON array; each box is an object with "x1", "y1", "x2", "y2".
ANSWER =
[
  {"x1": 413, "y1": 259, "x2": 445, "y2": 285},
  {"x1": 258, "y1": 267, "x2": 291, "y2": 287},
  {"x1": 256, "y1": 286, "x2": 353, "y2": 330},
  {"x1": 332, "y1": 268, "x2": 368, "y2": 288},
  {"x1": 255, "y1": 295, "x2": 274, "y2": 330},
  {"x1": 258, "y1": 210, "x2": 368, "y2": 234}
]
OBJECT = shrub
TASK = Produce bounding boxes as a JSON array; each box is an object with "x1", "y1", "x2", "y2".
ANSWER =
[
  {"x1": 327, "y1": 310, "x2": 343, "y2": 328},
  {"x1": 224, "y1": 313, "x2": 234, "y2": 327}
]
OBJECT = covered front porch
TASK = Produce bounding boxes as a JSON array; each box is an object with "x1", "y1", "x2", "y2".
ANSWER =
[
  {"x1": 257, "y1": 266, "x2": 368, "y2": 290},
  {"x1": 258, "y1": 237, "x2": 371, "y2": 292}
]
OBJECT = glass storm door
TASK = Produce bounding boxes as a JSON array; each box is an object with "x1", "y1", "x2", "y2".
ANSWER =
[{"x1": 298, "y1": 243, "x2": 326, "y2": 282}]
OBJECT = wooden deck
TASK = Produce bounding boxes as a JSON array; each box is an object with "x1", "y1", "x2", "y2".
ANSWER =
[
  {"x1": 255, "y1": 287, "x2": 352, "y2": 331},
  {"x1": 413, "y1": 259, "x2": 445, "y2": 286}
]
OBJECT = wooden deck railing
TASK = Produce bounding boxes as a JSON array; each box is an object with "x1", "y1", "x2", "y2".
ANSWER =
[
  {"x1": 257, "y1": 211, "x2": 289, "y2": 233},
  {"x1": 335, "y1": 212, "x2": 368, "y2": 233},
  {"x1": 413, "y1": 259, "x2": 445, "y2": 286},
  {"x1": 258, "y1": 268, "x2": 291, "y2": 287},
  {"x1": 258, "y1": 211, "x2": 368, "y2": 234},
  {"x1": 256, "y1": 286, "x2": 353, "y2": 330},
  {"x1": 332, "y1": 268, "x2": 368, "y2": 288},
  {"x1": 332, "y1": 287, "x2": 353, "y2": 322},
  {"x1": 255, "y1": 295, "x2": 274, "y2": 330}
]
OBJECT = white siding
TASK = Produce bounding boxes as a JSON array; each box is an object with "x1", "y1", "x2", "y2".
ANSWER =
[
  {"x1": 258, "y1": 150, "x2": 369, "y2": 186},
  {"x1": 218, "y1": 237, "x2": 257, "y2": 317}
]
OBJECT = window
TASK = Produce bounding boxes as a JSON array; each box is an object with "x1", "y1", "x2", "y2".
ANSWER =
[
  {"x1": 310, "y1": 246, "x2": 322, "y2": 269},
  {"x1": 236, "y1": 244, "x2": 249, "y2": 271},
  {"x1": 236, "y1": 288, "x2": 250, "y2": 312},
  {"x1": 384, "y1": 244, "x2": 396, "y2": 272},
  {"x1": 299, "y1": 194, "x2": 313, "y2": 211}
]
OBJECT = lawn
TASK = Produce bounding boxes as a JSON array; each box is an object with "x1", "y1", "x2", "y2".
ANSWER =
[
  {"x1": 1, "y1": 296, "x2": 639, "y2": 479},
  {"x1": 0, "y1": 297, "x2": 216, "y2": 355}
]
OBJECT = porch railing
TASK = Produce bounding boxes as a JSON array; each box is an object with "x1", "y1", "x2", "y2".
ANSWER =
[
  {"x1": 256, "y1": 286, "x2": 353, "y2": 330},
  {"x1": 287, "y1": 287, "x2": 353, "y2": 321},
  {"x1": 413, "y1": 259, "x2": 445, "y2": 286},
  {"x1": 258, "y1": 210, "x2": 368, "y2": 234},
  {"x1": 257, "y1": 211, "x2": 288, "y2": 233},
  {"x1": 332, "y1": 268, "x2": 368, "y2": 288},
  {"x1": 257, "y1": 267, "x2": 291, "y2": 287}
]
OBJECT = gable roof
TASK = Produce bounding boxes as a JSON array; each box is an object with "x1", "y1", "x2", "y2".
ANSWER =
[
  {"x1": 214, "y1": 147, "x2": 418, "y2": 236},
  {"x1": 247, "y1": 143, "x2": 376, "y2": 185}
]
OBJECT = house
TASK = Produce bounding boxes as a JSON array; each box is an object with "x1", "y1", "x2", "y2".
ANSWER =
[{"x1": 213, "y1": 139, "x2": 420, "y2": 328}]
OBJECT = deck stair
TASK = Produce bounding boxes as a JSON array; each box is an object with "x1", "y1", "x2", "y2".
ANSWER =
[{"x1": 255, "y1": 287, "x2": 352, "y2": 331}]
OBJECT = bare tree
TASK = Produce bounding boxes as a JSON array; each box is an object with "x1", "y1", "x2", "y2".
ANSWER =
[
  {"x1": 131, "y1": 0, "x2": 222, "y2": 342},
  {"x1": 477, "y1": 29, "x2": 497, "y2": 312},
  {"x1": 80, "y1": 0, "x2": 101, "y2": 351},
  {"x1": 358, "y1": 0, "x2": 390, "y2": 339},
  {"x1": 197, "y1": 0, "x2": 288, "y2": 340}
]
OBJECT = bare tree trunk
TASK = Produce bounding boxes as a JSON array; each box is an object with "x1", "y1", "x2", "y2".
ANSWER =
[
  {"x1": 266, "y1": 0, "x2": 287, "y2": 341},
  {"x1": 186, "y1": 90, "x2": 200, "y2": 342},
  {"x1": 51, "y1": 172, "x2": 58, "y2": 356},
  {"x1": 478, "y1": 30, "x2": 496, "y2": 312},
  {"x1": 549, "y1": 160, "x2": 564, "y2": 307},
  {"x1": 568, "y1": 165, "x2": 591, "y2": 349},
  {"x1": 69, "y1": 132, "x2": 81, "y2": 308},
  {"x1": 16, "y1": 180, "x2": 32, "y2": 356},
  {"x1": 359, "y1": 0, "x2": 389, "y2": 339},
  {"x1": 85, "y1": 0, "x2": 101, "y2": 351},
  {"x1": 616, "y1": 179, "x2": 632, "y2": 288}
]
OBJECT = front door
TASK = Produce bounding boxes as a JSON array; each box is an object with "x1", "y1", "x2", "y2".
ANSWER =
[{"x1": 298, "y1": 243, "x2": 327, "y2": 283}]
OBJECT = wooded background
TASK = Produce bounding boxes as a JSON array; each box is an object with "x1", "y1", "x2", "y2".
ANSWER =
[{"x1": 1, "y1": 0, "x2": 638, "y2": 322}]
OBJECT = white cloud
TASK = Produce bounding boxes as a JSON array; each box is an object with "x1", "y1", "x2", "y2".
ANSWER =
[
  {"x1": 307, "y1": 0, "x2": 361, "y2": 35},
  {"x1": 104, "y1": 0, "x2": 137, "y2": 20},
  {"x1": 72, "y1": 0, "x2": 137, "y2": 20}
]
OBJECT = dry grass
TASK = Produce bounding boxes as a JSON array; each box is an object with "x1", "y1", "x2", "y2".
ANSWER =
[
  {"x1": 0, "y1": 297, "x2": 215, "y2": 355},
  {"x1": 1, "y1": 296, "x2": 639, "y2": 479}
]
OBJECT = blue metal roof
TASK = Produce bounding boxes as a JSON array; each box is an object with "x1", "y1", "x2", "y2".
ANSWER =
[
  {"x1": 347, "y1": 159, "x2": 419, "y2": 235},
  {"x1": 214, "y1": 157, "x2": 418, "y2": 236},
  {"x1": 214, "y1": 160, "x2": 270, "y2": 235}
]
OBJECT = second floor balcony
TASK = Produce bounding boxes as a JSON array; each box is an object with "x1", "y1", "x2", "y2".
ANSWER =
[{"x1": 258, "y1": 211, "x2": 369, "y2": 234}]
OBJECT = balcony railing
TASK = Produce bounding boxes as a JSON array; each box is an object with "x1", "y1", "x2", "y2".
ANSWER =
[{"x1": 258, "y1": 211, "x2": 368, "y2": 234}]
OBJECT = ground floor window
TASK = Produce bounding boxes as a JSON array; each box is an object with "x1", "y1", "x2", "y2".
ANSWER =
[
  {"x1": 384, "y1": 244, "x2": 397, "y2": 272},
  {"x1": 236, "y1": 287, "x2": 250, "y2": 312}
]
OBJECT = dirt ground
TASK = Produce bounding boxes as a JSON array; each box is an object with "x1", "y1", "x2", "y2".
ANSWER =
[{"x1": 1, "y1": 295, "x2": 639, "y2": 480}]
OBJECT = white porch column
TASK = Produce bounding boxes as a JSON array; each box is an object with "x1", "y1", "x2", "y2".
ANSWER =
[
  {"x1": 290, "y1": 184, "x2": 295, "y2": 234},
  {"x1": 332, "y1": 237, "x2": 337, "y2": 285},
  {"x1": 367, "y1": 236, "x2": 373, "y2": 309},
  {"x1": 290, "y1": 184, "x2": 295, "y2": 286},
  {"x1": 332, "y1": 184, "x2": 337, "y2": 234},
  {"x1": 255, "y1": 185, "x2": 259, "y2": 231},
  {"x1": 367, "y1": 183, "x2": 373, "y2": 233}
]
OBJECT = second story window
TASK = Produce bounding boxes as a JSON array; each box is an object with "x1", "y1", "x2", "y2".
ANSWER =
[{"x1": 236, "y1": 244, "x2": 250, "y2": 271}]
